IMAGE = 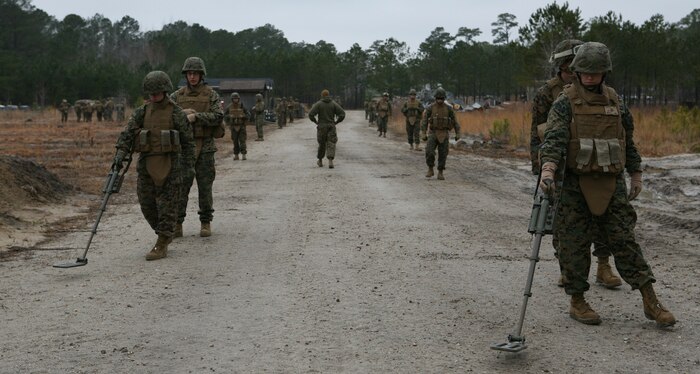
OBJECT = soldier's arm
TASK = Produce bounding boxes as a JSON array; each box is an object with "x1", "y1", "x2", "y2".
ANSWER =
[
  {"x1": 421, "y1": 107, "x2": 432, "y2": 132},
  {"x1": 222, "y1": 104, "x2": 232, "y2": 125},
  {"x1": 334, "y1": 103, "x2": 346, "y2": 123},
  {"x1": 620, "y1": 102, "x2": 642, "y2": 173},
  {"x1": 308, "y1": 103, "x2": 319, "y2": 124},
  {"x1": 115, "y1": 106, "x2": 146, "y2": 153},
  {"x1": 401, "y1": 102, "x2": 408, "y2": 115},
  {"x1": 530, "y1": 88, "x2": 550, "y2": 167},
  {"x1": 243, "y1": 104, "x2": 251, "y2": 118},
  {"x1": 539, "y1": 96, "x2": 572, "y2": 166},
  {"x1": 198, "y1": 90, "x2": 224, "y2": 127},
  {"x1": 450, "y1": 109, "x2": 461, "y2": 136},
  {"x1": 173, "y1": 106, "x2": 195, "y2": 168}
]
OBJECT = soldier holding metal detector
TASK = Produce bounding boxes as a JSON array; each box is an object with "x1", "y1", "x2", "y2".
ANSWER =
[
  {"x1": 539, "y1": 42, "x2": 675, "y2": 327},
  {"x1": 113, "y1": 71, "x2": 195, "y2": 260}
]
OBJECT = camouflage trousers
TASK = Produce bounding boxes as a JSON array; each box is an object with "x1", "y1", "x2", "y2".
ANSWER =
[
  {"x1": 288, "y1": 111, "x2": 294, "y2": 123},
  {"x1": 178, "y1": 151, "x2": 216, "y2": 224},
  {"x1": 406, "y1": 122, "x2": 420, "y2": 145},
  {"x1": 425, "y1": 134, "x2": 449, "y2": 170},
  {"x1": 60, "y1": 112, "x2": 68, "y2": 122},
  {"x1": 377, "y1": 115, "x2": 389, "y2": 133},
  {"x1": 555, "y1": 173, "x2": 655, "y2": 295},
  {"x1": 255, "y1": 116, "x2": 264, "y2": 139},
  {"x1": 229, "y1": 125, "x2": 247, "y2": 155},
  {"x1": 136, "y1": 159, "x2": 181, "y2": 238},
  {"x1": 277, "y1": 112, "x2": 286, "y2": 128},
  {"x1": 317, "y1": 123, "x2": 338, "y2": 160}
]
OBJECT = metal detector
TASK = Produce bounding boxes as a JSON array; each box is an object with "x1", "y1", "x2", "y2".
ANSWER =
[
  {"x1": 491, "y1": 179, "x2": 555, "y2": 353},
  {"x1": 53, "y1": 154, "x2": 132, "y2": 268}
]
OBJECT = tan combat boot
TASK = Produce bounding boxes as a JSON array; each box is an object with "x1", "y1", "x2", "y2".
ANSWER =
[
  {"x1": 557, "y1": 274, "x2": 565, "y2": 287},
  {"x1": 328, "y1": 159, "x2": 334, "y2": 169},
  {"x1": 174, "y1": 223, "x2": 183, "y2": 238},
  {"x1": 234, "y1": 154, "x2": 239, "y2": 160},
  {"x1": 200, "y1": 222, "x2": 211, "y2": 237},
  {"x1": 596, "y1": 257, "x2": 622, "y2": 289},
  {"x1": 242, "y1": 154, "x2": 247, "y2": 160},
  {"x1": 640, "y1": 283, "x2": 676, "y2": 327},
  {"x1": 437, "y1": 170, "x2": 445, "y2": 180},
  {"x1": 569, "y1": 293, "x2": 602, "y2": 325},
  {"x1": 317, "y1": 159, "x2": 323, "y2": 167},
  {"x1": 426, "y1": 167, "x2": 434, "y2": 178},
  {"x1": 415, "y1": 145, "x2": 422, "y2": 151},
  {"x1": 145, "y1": 235, "x2": 169, "y2": 261},
  {"x1": 410, "y1": 143, "x2": 414, "y2": 150}
]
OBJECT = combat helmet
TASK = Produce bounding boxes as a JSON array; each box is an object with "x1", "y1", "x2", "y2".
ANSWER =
[
  {"x1": 181, "y1": 57, "x2": 207, "y2": 76},
  {"x1": 382, "y1": 92, "x2": 389, "y2": 97},
  {"x1": 231, "y1": 92, "x2": 240, "y2": 100},
  {"x1": 550, "y1": 39, "x2": 584, "y2": 67},
  {"x1": 409, "y1": 89, "x2": 417, "y2": 95},
  {"x1": 570, "y1": 42, "x2": 612, "y2": 73},
  {"x1": 255, "y1": 93, "x2": 263, "y2": 101},
  {"x1": 142, "y1": 71, "x2": 174, "y2": 94},
  {"x1": 434, "y1": 87, "x2": 447, "y2": 99}
]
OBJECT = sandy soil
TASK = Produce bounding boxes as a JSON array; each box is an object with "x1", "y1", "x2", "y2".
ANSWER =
[{"x1": 1, "y1": 111, "x2": 698, "y2": 373}]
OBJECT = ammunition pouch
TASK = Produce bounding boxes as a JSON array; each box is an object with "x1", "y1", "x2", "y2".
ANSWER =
[{"x1": 134, "y1": 129, "x2": 182, "y2": 154}]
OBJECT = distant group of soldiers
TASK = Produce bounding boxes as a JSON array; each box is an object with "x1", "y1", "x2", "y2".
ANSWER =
[
  {"x1": 58, "y1": 98, "x2": 125, "y2": 123},
  {"x1": 274, "y1": 97, "x2": 300, "y2": 128}
]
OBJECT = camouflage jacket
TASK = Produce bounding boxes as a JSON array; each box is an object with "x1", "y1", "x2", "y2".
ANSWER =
[
  {"x1": 540, "y1": 89, "x2": 642, "y2": 174},
  {"x1": 115, "y1": 99, "x2": 195, "y2": 171},
  {"x1": 59, "y1": 102, "x2": 70, "y2": 113},
  {"x1": 169, "y1": 83, "x2": 223, "y2": 154},
  {"x1": 401, "y1": 99, "x2": 424, "y2": 121},
  {"x1": 530, "y1": 76, "x2": 566, "y2": 173},
  {"x1": 308, "y1": 98, "x2": 345, "y2": 125},
  {"x1": 421, "y1": 103, "x2": 461, "y2": 135},
  {"x1": 223, "y1": 103, "x2": 250, "y2": 126}
]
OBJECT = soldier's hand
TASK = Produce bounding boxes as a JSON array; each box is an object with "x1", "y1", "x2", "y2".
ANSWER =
[
  {"x1": 628, "y1": 171, "x2": 642, "y2": 200},
  {"x1": 113, "y1": 149, "x2": 126, "y2": 170},
  {"x1": 182, "y1": 108, "x2": 196, "y2": 115},
  {"x1": 539, "y1": 162, "x2": 557, "y2": 194},
  {"x1": 454, "y1": 133, "x2": 461, "y2": 141},
  {"x1": 186, "y1": 113, "x2": 196, "y2": 123}
]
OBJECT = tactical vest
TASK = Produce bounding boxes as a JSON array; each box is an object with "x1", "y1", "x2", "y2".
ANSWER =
[
  {"x1": 564, "y1": 83, "x2": 625, "y2": 175},
  {"x1": 377, "y1": 101, "x2": 389, "y2": 118},
  {"x1": 405, "y1": 100, "x2": 421, "y2": 116},
  {"x1": 228, "y1": 104, "x2": 246, "y2": 125},
  {"x1": 429, "y1": 104, "x2": 452, "y2": 130},
  {"x1": 134, "y1": 102, "x2": 180, "y2": 154},
  {"x1": 175, "y1": 85, "x2": 219, "y2": 138},
  {"x1": 536, "y1": 77, "x2": 567, "y2": 141},
  {"x1": 254, "y1": 101, "x2": 265, "y2": 113}
]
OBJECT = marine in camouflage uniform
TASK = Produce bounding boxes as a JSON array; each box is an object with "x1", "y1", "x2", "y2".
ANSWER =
[
  {"x1": 252, "y1": 93, "x2": 265, "y2": 141},
  {"x1": 540, "y1": 42, "x2": 675, "y2": 327},
  {"x1": 83, "y1": 101, "x2": 94, "y2": 122},
  {"x1": 74, "y1": 100, "x2": 83, "y2": 122},
  {"x1": 533, "y1": 39, "x2": 621, "y2": 289},
  {"x1": 104, "y1": 98, "x2": 114, "y2": 121},
  {"x1": 376, "y1": 92, "x2": 391, "y2": 137},
  {"x1": 421, "y1": 88, "x2": 460, "y2": 180},
  {"x1": 309, "y1": 89, "x2": 345, "y2": 169},
  {"x1": 170, "y1": 57, "x2": 224, "y2": 238},
  {"x1": 401, "y1": 89, "x2": 423, "y2": 150},
  {"x1": 94, "y1": 100, "x2": 104, "y2": 122},
  {"x1": 113, "y1": 71, "x2": 195, "y2": 260},
  {"x1": 224, "y1": 92, "x2": 250, "y2": 160},
  {"x1": 287, "y1": 97, "x2": 295, "y2": 123},
  {"x1": 275, "y1": 97, "x2": 287, "y2": 128},
  {"x1": 59, "y1": 99, "x2": 70, "y2": 123}
]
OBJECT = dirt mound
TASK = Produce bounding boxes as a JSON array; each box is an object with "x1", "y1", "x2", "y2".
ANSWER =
[{"x1": 0, "y1": 155, "x2": 73, "y2": 212}]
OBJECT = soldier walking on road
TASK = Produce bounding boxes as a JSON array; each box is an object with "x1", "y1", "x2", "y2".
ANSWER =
[
  {"x1": 376, "y1": 92, "x2": 391, "y2": 137},
  {"x1": 309, "y1": 89, "x2": 345, "y2": 169},
  {"x1": 95, "y1": 99, "x2": 104, "y2": 122},
  {"x1": 368, "y1": 99, "x2": 377, "y2": 127},
  {"x1": 59, "y1": 99, "x2": 70, "y2": 123},
  {"x1": 74, "y1": 100, "x2": 83, "y2": 122},
  {"x1": 287, "y1": 97, "x2": 295, "y2": 123},
  {"x1": 539, "y1": 42, "x2": 675, "y2": 328},
  {"x1": 253, "y1": 93, "x2": 265, "y2": 141},
  {"x1": 112, "y1": 71, "x2": 195, "y2": 260},
  {"x1": 104, "y1": 98, "x2": 114, "y2": 121},
  {"x1": 224, "y1": 92, "x2": 249, "y2": 160},
  {"x1": 83, "y1": 101, "x2": 94, "y2": 123},
  {"x1": 401, "y1": 89, "x2": 424, "y2": 151},
  {"x1": 170, "y1": 56, "x2": 224, "y2": 238},
  {"x1": 531, "y1": 39, "x2": 622, "y2": 289},
  {"x1": 421, "y1": 88, "x2": 460, "y2": 180},
  {"x1": 276, "y1": 97, "x2": 287, "y2": 129}
]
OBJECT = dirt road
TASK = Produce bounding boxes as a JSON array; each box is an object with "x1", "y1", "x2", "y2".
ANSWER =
[{"x1": 1, "y1": 111, "x2": 698, "y2": 373}]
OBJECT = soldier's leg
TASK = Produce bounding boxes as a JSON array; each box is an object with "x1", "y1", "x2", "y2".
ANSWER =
[
  {"x1": 195, "y1": 151, "x2": 216, "y2": 223},
  {"x1": 177, "y1": 154, "x2": 198, "y2": 224},
  {"x1": 256, "y1": 119, "x2": 264, "y2": 139},
  {"x1": 406, "y1": 123, "x2": 413, "y2": 145},
  {"x1": 232, "y1": 129, "x2": 240, "y2": 155},
  {"x1": 425, "y1": 135, "x2": 437, "y2": 167},
  {"x1": 317, "y1": 125, "x2": 328, "y2": 160},
  {"x1": 413, "y1": 124, "x2": 421, "y2": 149},
  {"x1": 326, "y1": 125, "x2": 337, "y2": 160},
  {"x1": 136, "y1": 165, "x2": 159, "y2": 231},
  {"x1": 600, "y1": 178, "x2": 655, "y2": 289},
  {"x1": 155, "y1": 171, "x2": 181, "y2": 238},
  {"x1": 556, "y1": 178, "x2": 594, "y2": 295},
  {"x1": 437, "y1": 139, "x2": 449, "y2": 171},
  {"x1": 240, "y1": 127, "x2": 247, "y2": 155}
]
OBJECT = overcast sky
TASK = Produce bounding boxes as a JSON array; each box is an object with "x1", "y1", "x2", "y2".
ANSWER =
[{"x1": 32, "y1": 0, "x2": 698, "y2": 52}]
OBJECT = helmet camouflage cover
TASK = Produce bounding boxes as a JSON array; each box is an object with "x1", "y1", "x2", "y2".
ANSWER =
[
  {"x1": 142, "y1": 71, "x2": 174, "y2": 94},
  {"x1": 409, "y1": 89, "x2": 417, "y2": 95},
  {"x1": 434, "y1": 88, "x2": 446, "y2": 99},
  {"x1": 570, "y1": 42, "x2": 612, "y2": 73},
  {"x1": 231, "y1": 92, "x2": 240, "y2": 100},
  {"x1": 550, "y1": 39, "x2": 584, "y2": 67},
  {"x1": 255, "y1": 93, "x2": 263, "y2": 100},
  {"x1": 181, "y1": 56, "x2": 207, "y2": 76}
]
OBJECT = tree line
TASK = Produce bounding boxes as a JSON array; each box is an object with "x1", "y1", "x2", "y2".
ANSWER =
[{"x1": 1, "y1": 0, "x2": 698, "y2": 109}]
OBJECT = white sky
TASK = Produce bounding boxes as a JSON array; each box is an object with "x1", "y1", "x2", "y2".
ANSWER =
[{"x1": 31, "y1": 0, "x2": 698, "y2": 52}]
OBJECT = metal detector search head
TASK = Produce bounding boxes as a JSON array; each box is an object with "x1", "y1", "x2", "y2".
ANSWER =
[
  {"x1": 53, "y1": 258, "x2": 88, "y2": 268},
  {"x1": 491, "y1": 335, "x2": 527, "y2": 352}
]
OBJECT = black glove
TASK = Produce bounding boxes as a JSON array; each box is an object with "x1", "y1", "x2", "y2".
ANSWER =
[{"x1": 113, "y1": 149, "x2": 126, "y2": 170}]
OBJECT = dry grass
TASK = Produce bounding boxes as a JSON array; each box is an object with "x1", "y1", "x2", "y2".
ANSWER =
[{"x1": 390, "y1": 102, "x2": 700, "y2": 158}]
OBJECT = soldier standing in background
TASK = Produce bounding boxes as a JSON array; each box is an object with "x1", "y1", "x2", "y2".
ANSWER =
[
  {"x1": 95, "y1": 99, "x2": 104, "y2": 122},
  {"x1": 364, "y1": 100, "x2": 370, "y2": 120},
  {"x1": 401, "y1": 89, "x2": 424, "y2": 151},
  {"x1": 376, "y1": 92, "x2": 391, "y2": 137},
  {"x1": 74, "y1": 100, "x2": 83, "y2": 122},
  {"x1": 104, "y1": 98, "x2": 114, "y2": 121},
  {"x1": 116, "y1": 102, "x2": 125, "y2": 121},
  {"x1": 59, "y1": 99, "x2": 70, "y2": 123},
  {"x1": 421, "y1": 88, "x2": 460, "y2": 180},
  {"x1": 309, "y1": 89, "x2": 345, "y2": 169},
  {"x1": 531, "y1": 39, "x2": 622, "y2": 289},
  {"x1": 539, "y1": 42, "x2": 675, "y2": 327},
  {"x1": 276, "y1": 97, "x2": 287, "y2": 129},
  {"x1": 253, "y1": 93, "x2": 265, "y2": 141},
  {"x1": 224, "y1": 92, "x2": 249, "y2": 160},
  {"x1": 170, "y1": 56, "x2": 224, "y2": 238},
  {"x1": 287, "y1": 97, "x2": 295, "y2": 123},
  {"x1": 368, "y1": 98, "x2": 377, "y2": 127},
  {"x1": 83, "y1": 101, "x2": 94, "y2": 122},
  {"x1": 112, "y1": 71, "x2": 195, "y2": 260}
]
